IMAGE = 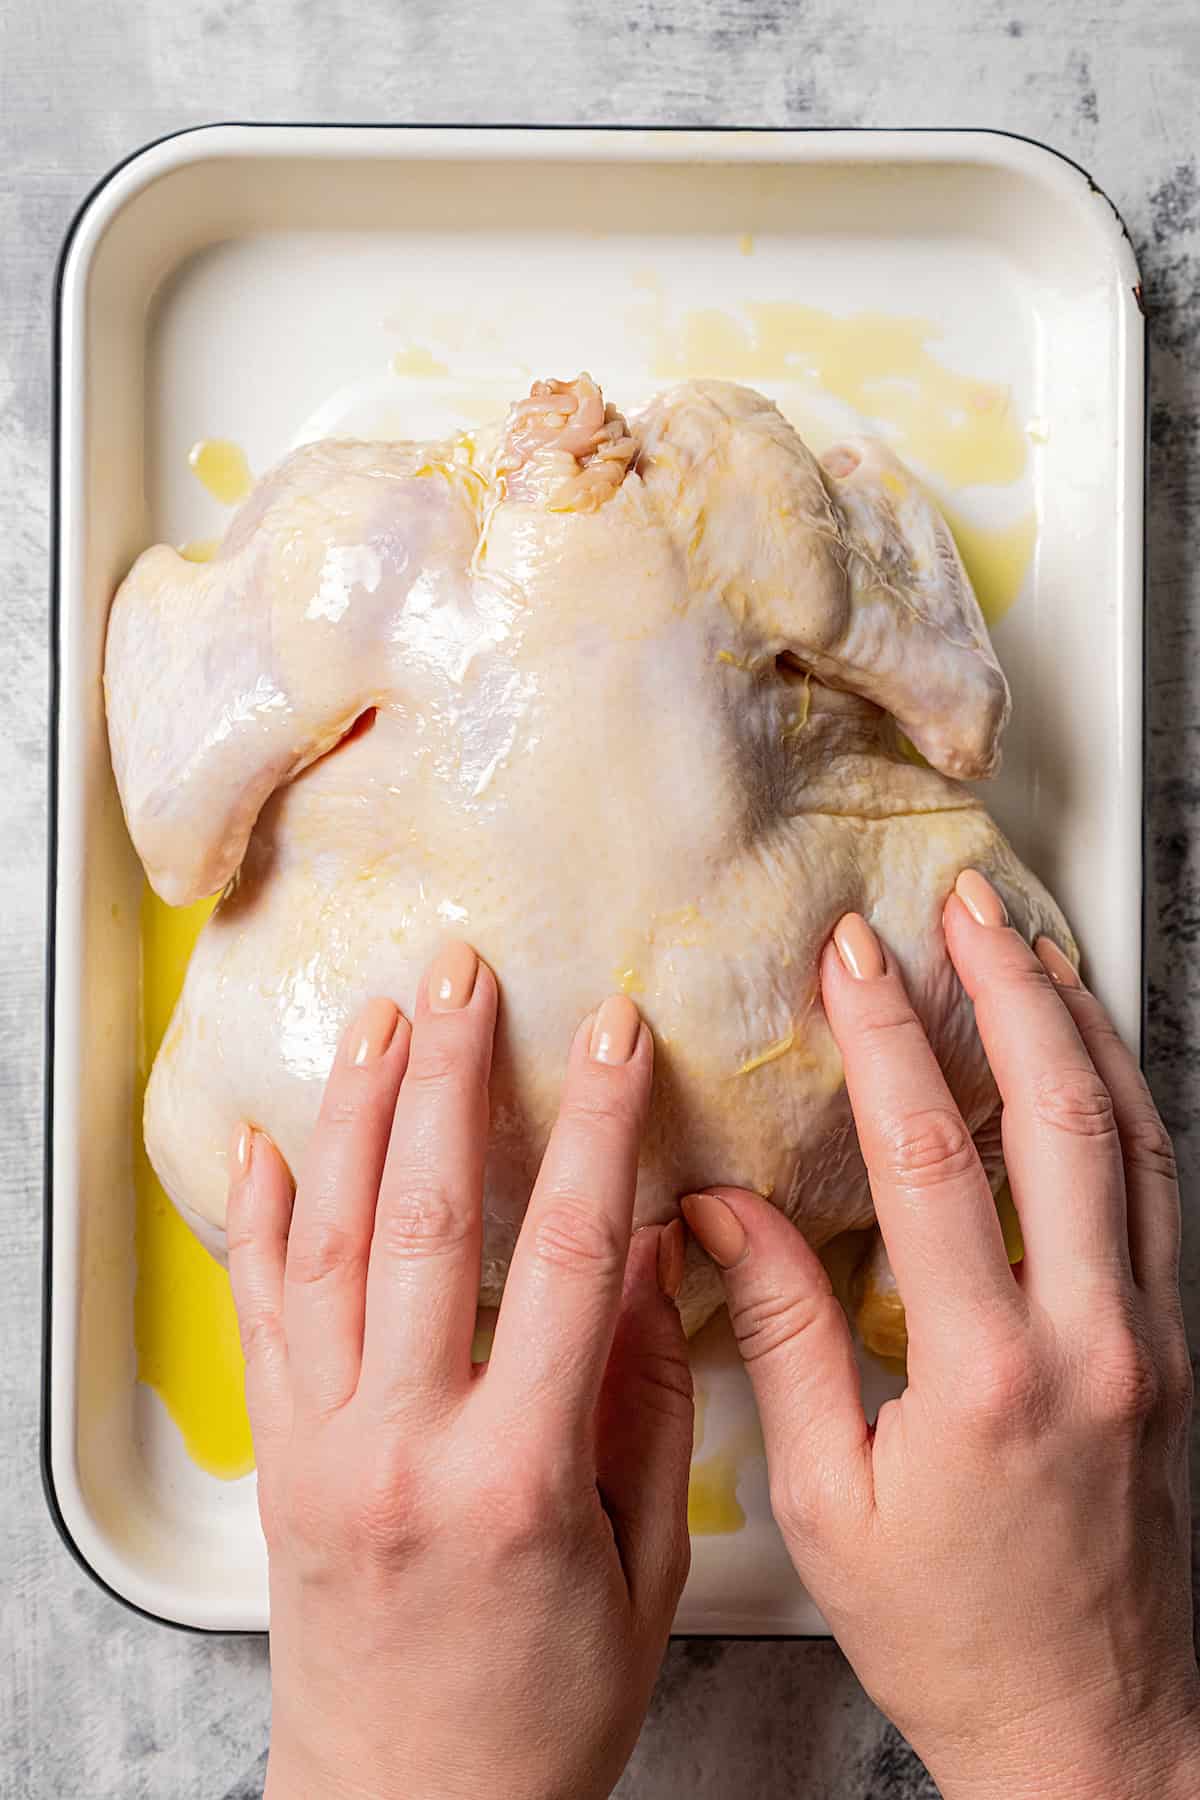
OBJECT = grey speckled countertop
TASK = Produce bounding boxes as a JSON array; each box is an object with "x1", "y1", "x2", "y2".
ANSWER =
[{"x1": 3, "y1": 4, "x2": 1199, "y2": 1796}]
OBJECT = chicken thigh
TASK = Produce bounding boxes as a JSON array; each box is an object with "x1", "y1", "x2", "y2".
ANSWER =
[{"x1": 106, "y1": 376, "x2": 1073, "y2": 1334}]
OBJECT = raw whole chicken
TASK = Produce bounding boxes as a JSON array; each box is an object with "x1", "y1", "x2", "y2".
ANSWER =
[{"x1": 105, "y1": 376, "x2": 1074, "y2": 1336}]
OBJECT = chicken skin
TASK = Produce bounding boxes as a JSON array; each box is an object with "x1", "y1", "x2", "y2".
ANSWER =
[{"x1": 106, "y1": 376, "x2": 1072, "y2": 1332}]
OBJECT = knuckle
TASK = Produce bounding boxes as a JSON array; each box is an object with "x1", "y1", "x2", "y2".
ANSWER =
[
  {"x1": 768, "y1": 1466, "x2": 821, "y2": 1543},
  {"x1": 225, "y1": 1221, "x2": 261, "y2": 1260},
  {"x1": 286, "y1": 1218, "x2": 365, "y2": 1289},
  {"x1": 559, "y1": 1082, "x2": 638, "y2": 1137},
  {"x1": 973, "y1": 960, "x2": 1058, "y2": 1027},
  {"x1": 277, "y1": 1468, "x2": 338, "y2": 1554},
  {"x1": 1030, "y1": 1069, "x2": 1118, "y2": 1142},
  {"x1": 470, "y1": 1470, "x2": 568, "y2": 1555},
  {"x1": 1122, "y1": 1108, "x2": 1178, "y2": 1184},
  {"x1": 988, "y1": 953, "x2": 1053, "y2": 992},
  {"x1": 629, "y1": 1347, "x2": 694, "y2": 1424},
  {"x1": 404, "y1": 1034, "x2": 479, "y2": 1095},
  {"x1": 730, "y1": 1285, "x2": 841, "y2": 1367},
  {"x1": 877, "y1": 1107, "x2": 977, "y2": 1192},
  {"x1": 375, "y1": 1176, "x2": 469, "y2": 1260},
  {"x1": 1078, "y1": 1010, "x2": 1125, "y2": 1055},
  {"x1": 966, "y1": 1336, "x2": 1047, "y2": 1434},
  {"x1": 530, "y1": 1194, "x2": 626, "y2": 1275},
  {"x1": 494, "y1": 1488, "x2": 554, "y2": 1554},
  {"x1": 858, "y1": 997, "x2": 923, "y2": 1043},
  {"x1": 322, "y1": 1090, "x2": 372, "y2": 1132},
  {"x1": 237, "y1": 1306, "x2": 285, "y2": 1367},
  {"x1": 1087, "y1": 1327, "x2": 1161, "y2": 1430},
  {"x1": 352, "y1": 1462, "x2": 428, "y2": 1559}
]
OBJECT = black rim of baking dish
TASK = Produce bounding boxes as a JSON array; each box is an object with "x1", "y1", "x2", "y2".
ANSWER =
[{"x1": 43, "y1": 120, "x2": 1149, "y2": 1639}]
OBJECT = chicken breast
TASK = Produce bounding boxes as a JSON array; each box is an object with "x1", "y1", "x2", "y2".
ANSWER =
[{"x1": 105, "y1": 375, "x2": 1073, "y2": 1334}]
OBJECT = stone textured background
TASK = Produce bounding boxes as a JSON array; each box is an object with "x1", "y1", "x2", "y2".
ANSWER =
[{"x1": 2, "y1": 3, "x2": 1198, "y2": 1794}]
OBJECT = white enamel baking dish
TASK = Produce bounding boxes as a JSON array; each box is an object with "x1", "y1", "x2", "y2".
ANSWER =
[{"x1": 46, "y1": 125, "x2": 1145, "y2": 1634}]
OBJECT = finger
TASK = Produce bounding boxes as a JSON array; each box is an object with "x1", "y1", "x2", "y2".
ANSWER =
[
  {"x1": 821, "y1": 913, "x2": 1019, "y2": 1354},
  {"x1": 944, "y1": 873, "x2": 1130, "y2": 1307},
  {"x1": 681, "y1": 1188, "x2": 874, "y2": 1547},
  {"x1": 595, "y1": 1223, "x2": 693, "y2": 1620},
  {"x1": 284, "y1": 998, "x2": 410, "y2": 1417},
  {"x1": 488, "y1": 996, "x2": 652, "y2": 1446},
  {"x1": 227, "y1": 1124, "x2": 294, "y2": 1450},
  {"x1": 359, "y1": 944, "x2": 497, "y2": 1417},
  {"x1": 1034, "y1": 938, "x2": 1181, "y2": 1299}
]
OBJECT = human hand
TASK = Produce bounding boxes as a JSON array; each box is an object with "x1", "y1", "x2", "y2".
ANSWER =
[
  {"x1": 227, "y1": 944, "x2": 692, "y2": 1800},
  {"x1": 683, "y1": 872, "x2": 1200, "y2": 1800}
]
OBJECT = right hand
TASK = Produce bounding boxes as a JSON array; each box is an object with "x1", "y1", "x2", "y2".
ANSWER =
[{"x1": 683, "y1": 870, "x2": 1200, "y2": 1800}]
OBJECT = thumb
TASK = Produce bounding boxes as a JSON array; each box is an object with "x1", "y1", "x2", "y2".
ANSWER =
[
  {"x1": 680, "y1": 1189, "x2": 874, "y2": 1544},
  {"x1": 595, "y1": 1222, "x2": 694, "y2": 1623}
]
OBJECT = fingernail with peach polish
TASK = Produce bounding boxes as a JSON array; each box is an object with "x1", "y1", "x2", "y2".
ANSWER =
[
  {"x1": 428, "y1": 941, "x2": 479, "y2": 1013},
  {"x1": 681, "y1": 1192, "x2": 747, "y2": 1270},
  {"x1": 231, "y1": 1121, "x2": 254, "y2": 1181},
  {"x1": 590, "y1": 993, "x2": 641, "y2": 1065},
  {"x1": 832, "y1": 912, "x2": 885, "y2": 981},
  {"x1": 657, "y1": 1217, "x2": 686, "y2": 1300},
  {"x1": 955, "y1": 868, "x2": 1009, "y2": 928},
  {"x1": 1035, "y1": 936, "x2": 1082, "y2": 990},
  {"x1": 350, "y1": 996, "x2": 401, "y2": 1066}
]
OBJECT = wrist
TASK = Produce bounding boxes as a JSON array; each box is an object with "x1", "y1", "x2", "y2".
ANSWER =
[{"x1": 931, "y1": 1687, "x2": 1200, "y2": 1800}]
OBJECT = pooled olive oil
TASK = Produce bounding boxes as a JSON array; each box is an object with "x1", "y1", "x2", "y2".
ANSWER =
[{"x1": 135, "y1": 886, "x2": 253, "y2": 1478}]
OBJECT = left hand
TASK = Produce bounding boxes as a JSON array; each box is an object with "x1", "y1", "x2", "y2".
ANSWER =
[{"x1": 226, "y1": 943, "x2": 692, "y2": 1800}]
